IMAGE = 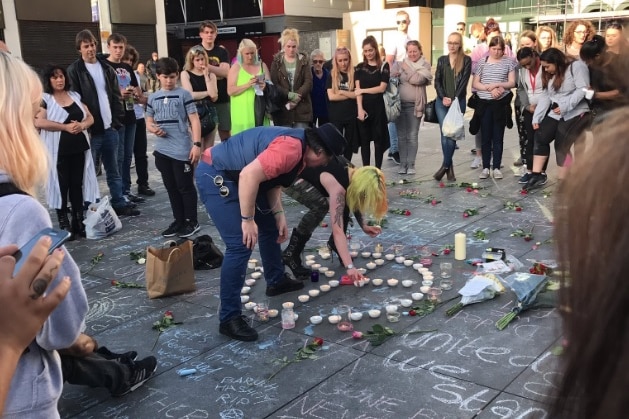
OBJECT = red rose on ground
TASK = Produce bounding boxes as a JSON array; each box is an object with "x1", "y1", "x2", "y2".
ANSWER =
[
  {"x1": 521, "y1": 189, "x2": 528, "y2": 195},
  {"x1": 466, "y1": 187, "x2": 472, "y2": 193},
  {"x1": 439, "y1": 182, "x2": 445, "y2": 188},
  {"x1": 313, "y1": 337, "x2": 324, "y2": 346},
  {"x1": 111, "y1": 280, "x2": 119, "y2": 286},
  {"x1": 164, "y1": 310, "x2": 174, "y2": 318},
  {"x1": 409, "y1": 310, "x2": 417, "y2": 316},
  {"x1": 515, "y1": 207, "x2": 522, "y2": 212},
  {"x1": 463, "y1": 213, "x2": 469, "y2": 218},
  {"x1": 443, "y1": 249, "x2": 451, "y2": 255},
  {"x1": 404, "y1": 210, "x2": 411, "y2": 216},
  {"x1": 431, "y1": 199, "x2": 438, "y2": 206}
]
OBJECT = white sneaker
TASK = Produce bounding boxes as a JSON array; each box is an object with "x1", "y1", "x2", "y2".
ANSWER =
[
  {"x1": 407, "y1": 168, "x2": 416, "y2": 175},
  {"x1": 470, "y1": 156, "x2": 482, "y2": 169},
  {"x1": 479, "y1": 168, "x2": 490, "y2": 179},
  {"x1": 493, "y1": 169, "x2": 503, "y2": 179}
]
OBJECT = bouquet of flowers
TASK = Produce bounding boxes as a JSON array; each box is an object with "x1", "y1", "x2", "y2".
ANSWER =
[
  {"x1": 445, "y1": 275, "x2": 505, "y2": 316},
  {"x1": 496, "y1": 272, "x2": 551, "y2": 330}
]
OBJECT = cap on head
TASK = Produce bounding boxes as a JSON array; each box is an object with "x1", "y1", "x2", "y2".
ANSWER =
[{"x1": 313, "y1": 123, "x2": 346, "y2": 156}]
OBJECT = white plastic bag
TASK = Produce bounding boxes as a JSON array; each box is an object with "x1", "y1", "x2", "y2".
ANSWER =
[
  {"x1": 441, "y1": 97, "x2": 465, "y2": 139},
  {"x1": 84, "y1": 196, "x2": 122, "y2": 240}
]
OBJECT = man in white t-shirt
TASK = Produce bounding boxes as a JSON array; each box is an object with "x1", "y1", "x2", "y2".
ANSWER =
[
  {"x1": 67, "y1": 29, "x2": 140, "y2": 216},
  {"x1": 384, "y1": 10, "x2": 412, "y2": 164}
]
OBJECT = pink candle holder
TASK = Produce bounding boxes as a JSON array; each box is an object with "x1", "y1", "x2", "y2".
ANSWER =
[{"x1": 427, "y1": 287, "x2": 443, "y2": 302}]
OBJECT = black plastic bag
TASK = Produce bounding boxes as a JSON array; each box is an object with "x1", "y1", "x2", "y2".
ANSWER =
[{"x1": 191, "y1": 235, "x2": 223, "y2": 270}]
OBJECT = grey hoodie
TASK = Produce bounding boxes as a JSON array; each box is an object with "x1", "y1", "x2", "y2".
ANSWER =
[{"x1": 0, "y1": 173, "x2": 88, "y2": 418}]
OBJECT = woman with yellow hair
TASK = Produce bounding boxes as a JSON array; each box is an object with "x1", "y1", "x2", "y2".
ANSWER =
[
  {"x1": 283, "y1": 156, "x2": 387, "y2": 283},
  {"x1": 0, "y1": 51, "x2": 88, "y2": 417}
]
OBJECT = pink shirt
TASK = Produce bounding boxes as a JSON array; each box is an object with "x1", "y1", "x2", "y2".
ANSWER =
[{"x1": 257, "y1": 135, "x2": 304, "y2": 180}]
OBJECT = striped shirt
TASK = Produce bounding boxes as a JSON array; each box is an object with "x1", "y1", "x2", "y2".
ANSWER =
[{"x1": 476, "y1": 57, "x2": 516, "y2": 100}]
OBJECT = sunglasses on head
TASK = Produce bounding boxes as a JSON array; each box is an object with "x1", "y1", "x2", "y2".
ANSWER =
[{"x1": 397, "y1": 20, "x2": 408, "y2": 24}]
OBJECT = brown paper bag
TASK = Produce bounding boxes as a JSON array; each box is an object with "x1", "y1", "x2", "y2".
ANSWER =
[{"x1": 146, "y1": 240, "x2": 196, "y2": 299}]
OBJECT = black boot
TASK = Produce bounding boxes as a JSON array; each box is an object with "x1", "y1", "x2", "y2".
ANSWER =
[
  {"x1": 71, "y1": 209, "x2": 86, "y2": 239},
  {"x1": 433, "y1": 166, "x2": 447, "y2": 181},
  {"x1": 282, "y1": 228, "x2": 311, "y2": 279},
  {"x1": 56, "y1": 209, "x2": 76, "y2": 241}
]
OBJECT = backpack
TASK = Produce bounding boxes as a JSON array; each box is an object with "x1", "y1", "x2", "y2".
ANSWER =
[
  {"x1": 382, "y1": 62, "x2": 401, "y2": 122},
  {"x1": 190, "y1": 235, "x2": 223, "y2": 270}
]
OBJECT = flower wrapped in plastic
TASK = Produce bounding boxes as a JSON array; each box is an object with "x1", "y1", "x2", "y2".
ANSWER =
[
  {"x1": 496, "y1": 272, "x2": 551, "y2": 330},
  {"x1": 445, "y1": 275, "x2": 505, "y2": 316}
]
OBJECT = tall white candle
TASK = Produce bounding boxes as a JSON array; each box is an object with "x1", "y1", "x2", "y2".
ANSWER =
[{"x1": 454, "y1": 232, "x2": 466, "y2": 260}]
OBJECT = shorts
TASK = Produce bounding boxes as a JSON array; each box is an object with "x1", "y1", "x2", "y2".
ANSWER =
[{"x1": 214, "y1": 102, "x2": 231, "y2": 132}]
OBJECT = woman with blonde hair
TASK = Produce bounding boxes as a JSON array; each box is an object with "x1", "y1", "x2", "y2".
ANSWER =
[
  {"x1": 562, "y1": 20, "x2": 595, "y2": 59},
  {"x1": 282, "y1": 157, "x2": 386, "y2": 282},
  {"x1": 536, "y1": 26, "x2": 559, "y2": 52},
  {"x1": 181, "y1": 46, "x2": 218, "y2": 149},
  {"x1": 228, "y1": 38, "x2": 270, "y2": 134},
  {"x1": 395, "y1": 40, "x2": 432, "y2": 175},
  {"x1": 270, "y1": 28, "x2": 313, "y2": 128},
  {"x1": 434, "y1": 32, "x2": 472, "y2": 181},
  {"x1": 0, "y1": 51, "x2": 88, "y2": 417},
  {"x1": 326, "y1": 46, "x2": 358, "y2": 160}
]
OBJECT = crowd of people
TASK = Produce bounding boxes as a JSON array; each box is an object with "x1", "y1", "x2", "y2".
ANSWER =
[{"x1": 0, "y1": 12, "x2": 628, "y2": 418}]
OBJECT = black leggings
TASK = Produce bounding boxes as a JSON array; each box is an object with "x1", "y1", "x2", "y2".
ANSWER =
[
  {"x1": 154, "y1": 151, "x2": 198, "y2": 223},
  {"x1": 57, "y1": 152, "x2": 85, "y2": 212},
  {"x1": 534, "y1": 113, "x2": 590, "y2": 166}
]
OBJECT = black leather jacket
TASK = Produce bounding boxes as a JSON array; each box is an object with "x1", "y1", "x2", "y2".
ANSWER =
[
  {"x1": 67, "y1": 58, "x2": 124, "y2": 135},
  {"x1": 434, "y1": 55, "x2": 472, "y2": 103}
]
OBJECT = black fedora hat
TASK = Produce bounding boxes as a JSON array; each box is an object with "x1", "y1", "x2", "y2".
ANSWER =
[{"x1": 312, "y1": 123, "x2": 347, "y2": 156}]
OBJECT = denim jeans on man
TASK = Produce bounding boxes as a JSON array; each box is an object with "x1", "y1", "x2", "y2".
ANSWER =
[
  {"x1": 195, "y1": 162, "x2": 285, "y2": 323},
  {"x1": 117, "y1": 123, "x2": 137, "y2": 194},
  {"x1": 387, "y1": 122, "x2": 398, "y2": 154},
  {"x1": 480, "y1": 108, "x2": 505, "y2": 169},
  {"x1": 436, "y1": 98, "x2": 466, "y2": 168},
  {"x1": 90, "y1": 128, "x2": 126, "y2": 207},
  {"x1": 396, "y1": 102, "x2": 421, "y2": 170}
]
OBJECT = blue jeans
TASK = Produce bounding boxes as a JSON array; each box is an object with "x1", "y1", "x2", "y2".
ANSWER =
[
  {"x1": 436, "y1": 98, "x2": 465, "y2": 168},
  {"x1": 480, "y1": 108, "x2": 505, "y2": 169},
  {"x1": 90, "y1": 128, "x2": 125, "y2": 207},
  {"x1": 195, "y1": 162, "x2": 285, "y2": 323},
  {"x1": 395, "y1": 102, "x2": 420, "y2": 169},
  {"x1": 387, "y1": 122, "x2": 398, "y2": 154},
  {"x1": 117, "y1": 123, "x2": 137, "y2": 194}
]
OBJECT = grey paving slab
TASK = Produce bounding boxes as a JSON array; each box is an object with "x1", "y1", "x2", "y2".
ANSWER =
[{"x1": 53, "y1": 123, "x2": 564, "y2": 418}]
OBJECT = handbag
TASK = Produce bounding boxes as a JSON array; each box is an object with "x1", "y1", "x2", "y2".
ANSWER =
[
  {"x1": 424, "y1": 100, "x2": 438, "y2": 123},
  {"x1": 196, "y1": 101, "x2": 217, "y2": 137},
  {"x1": 467, "y1": 93, "x2": 479, "y2": 110},
  {"x1": 146, "y1": 240, "x2": 196, "y2": 299},
  {"x1": 192, "y1": 235, "x2": 223, "y2": 270}
]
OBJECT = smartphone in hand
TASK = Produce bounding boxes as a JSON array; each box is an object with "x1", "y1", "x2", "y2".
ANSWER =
[{"x1": 12, "y1": 228, "x2": 71, "y2": 276}]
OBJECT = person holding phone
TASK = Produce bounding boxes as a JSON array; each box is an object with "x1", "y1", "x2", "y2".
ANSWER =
[
  {"x1": 227, "y1": 38, "x2": 270, "y2": 135},
  {"x1": 0, "y1": 51, "x2": 89, "y2": 418},
  {"x1": 0, "y1": 236, "x2": 71, "y2": 413}
]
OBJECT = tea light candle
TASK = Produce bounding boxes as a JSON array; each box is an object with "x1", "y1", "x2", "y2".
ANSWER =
[
  {"x1": 455, "y1": 232, "x2": 467, "y2": 260},
  {"x1": 305, "y1": 259, "x2": 316, "y2": 266},
  {"x1": 247, "y1": 259, "x2": 258, "y2": 269},
  {"x1": 374, "y1": 243, "x2": 384, "y2": 253},
  {"x1": 387, "y1": 312, "x2": 401, "y2": 322}
]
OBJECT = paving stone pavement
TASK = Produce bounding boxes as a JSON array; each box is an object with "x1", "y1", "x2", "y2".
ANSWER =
[{"x1": 57, "y1": 120, "x2": 561, "y2": 418}]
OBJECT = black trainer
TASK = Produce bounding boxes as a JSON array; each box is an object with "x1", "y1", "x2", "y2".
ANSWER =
[
  {"x1": 113, "y1": 206, "x2": 140, "y2": 216},
  {"x1": 392, "y1": 152, "x2": 400, "y2": 165},
  {"x1": 518, "y1": 172, "x2": 532, "y2": 184},
  {"x1": 138, "y1": 184, "x2": 156, "y2": 196},
  {"x1": 177, "y1": 221, "x2": 200, "y2": 238},
  {"x1": 219, "y1": 315, "x2": 258, "y2": 342},
  {"x1": 112, "y1": 356, "x2": 157, "y2": 397},
  {"x1": 539, "y1": 173, "x2": 548, "y2": 186},
  {"x1": 162, "y1": 221, "x2": 182, "y2": 237},
  {"x1": 523, "y1": 173, "x2": 546, "y2": 191},
  {"x1": 266, "y1": 273, "x2": 305, "y2": 296},
  {"x1": 96, "y1": 346, "x2": 138, "y2": 364}
]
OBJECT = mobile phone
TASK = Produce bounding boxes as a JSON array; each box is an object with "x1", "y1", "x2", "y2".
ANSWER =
[
  {"x1": 255, "y1": 74, "x2": 265, "y2": 82},
  {"x1": 12, "y1": 228, "x2": 71, "y2": 276},
  {"x1": 550, "y1": 102, "x2": 559, "y2": 110}
]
